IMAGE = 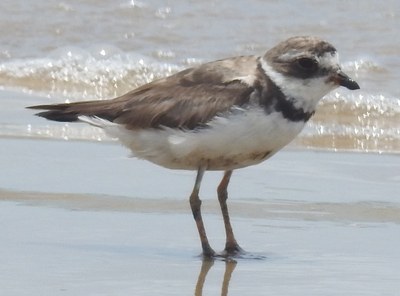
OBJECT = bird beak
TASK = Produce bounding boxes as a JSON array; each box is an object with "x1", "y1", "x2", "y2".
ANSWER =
[{"x1": 332, "y1": 70, "x2": 360, "y2": 90}]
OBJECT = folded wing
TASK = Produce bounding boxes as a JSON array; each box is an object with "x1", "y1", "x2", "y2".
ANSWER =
[{"x1": 28, "y1": 56, "x2": 259, "y2": 130}]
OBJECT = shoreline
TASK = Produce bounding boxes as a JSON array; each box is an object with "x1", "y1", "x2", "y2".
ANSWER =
[
  {"x1": 1, "y1": 189, "x2": 400, "y2": 224},
  {"x1": 2, "y1": 136, "x2": 398, "y2": 202},
  {"x1": 1, "y1": 136, "x2": 399, "y2": 224}
]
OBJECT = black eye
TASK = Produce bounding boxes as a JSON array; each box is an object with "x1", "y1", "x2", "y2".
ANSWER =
[{"x1": 296, "y1": 57, "x2": 318, "y2": 72}]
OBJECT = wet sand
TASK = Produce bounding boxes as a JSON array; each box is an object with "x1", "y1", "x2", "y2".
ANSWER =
[{"x1": 1, "y1": 137, "x2": 400, "y2": 295}]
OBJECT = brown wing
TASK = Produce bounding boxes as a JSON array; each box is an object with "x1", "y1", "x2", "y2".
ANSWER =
[{"x1": 28, "y1": 56, "x2": 259, "y2": 130}]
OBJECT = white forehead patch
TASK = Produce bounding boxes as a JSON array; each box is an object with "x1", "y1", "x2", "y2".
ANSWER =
[{"x1": 317, "y1": 51, "x2": 340, "y2": 69}]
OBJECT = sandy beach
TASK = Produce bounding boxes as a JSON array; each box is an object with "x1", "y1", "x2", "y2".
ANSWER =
[
  {"x1": 1, "y1": 136, "x2": 399, "y2": 295},
  {"x1": 1, "y1": 1, "x2": 400, "y2": 294}
]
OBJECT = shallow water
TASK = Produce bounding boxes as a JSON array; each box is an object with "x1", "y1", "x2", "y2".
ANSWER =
[
  {"x1": 1, "y1": 2, "x2": 400, "y2": 294},
  {"x1": 0, "y1": 0, "x2": 399, "y2": 152}
]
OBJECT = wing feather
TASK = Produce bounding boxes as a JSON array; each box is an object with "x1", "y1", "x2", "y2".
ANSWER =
[{"x1": 28, "y1": 56, "x2": 260, "y2": 130}]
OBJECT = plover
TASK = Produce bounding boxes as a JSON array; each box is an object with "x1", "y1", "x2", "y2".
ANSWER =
[{"x1": 28, "y1": 36, "x2": 360, "y2": 257}]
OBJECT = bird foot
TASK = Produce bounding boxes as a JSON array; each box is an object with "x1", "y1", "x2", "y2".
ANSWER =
[
  {"x1": 219, "y1": 243, "x2": 245, "y2": 258},
  {"x1": 201, "y1": 245, "x2": 243, "y2": 259},
  {"x1": 201, "y1": 243, "x2": 217, "y2": 259},
  {"x1": 200, "y1": 242, "x2": 249, "y2": 259}
]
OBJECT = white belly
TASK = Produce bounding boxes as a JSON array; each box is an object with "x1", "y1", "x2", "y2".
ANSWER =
[{"x1": 103, "y1": 108, "x2": 305, "y2": 170}]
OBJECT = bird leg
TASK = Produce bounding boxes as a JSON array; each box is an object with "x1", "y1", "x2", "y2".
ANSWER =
[
  {"x1": 190, "y1": 166, "x2": 216, "y2": 257},
  {"x1": 217, "y1": 170, "x2": 244, "y2": 255}
]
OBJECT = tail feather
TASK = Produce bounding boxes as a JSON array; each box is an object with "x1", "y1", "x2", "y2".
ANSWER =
[
  {"x1": 35, "y1": 110, "x2": 80, "y2": 122},
  {"x1": 27, "y1": 101, "x2": 121, "y2": 123},
  {"x1": 27, "y1": 103, "x2": 78, "y2": 122}
]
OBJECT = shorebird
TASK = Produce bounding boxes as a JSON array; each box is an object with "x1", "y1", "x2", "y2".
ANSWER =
[{"x1": 28, "y1": 36, "x2": 359, "y2": 257}]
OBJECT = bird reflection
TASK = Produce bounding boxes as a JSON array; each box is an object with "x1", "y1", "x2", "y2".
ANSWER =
[{"x1": 194, "y1": 258, "x2": 237, "y2": 296}]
